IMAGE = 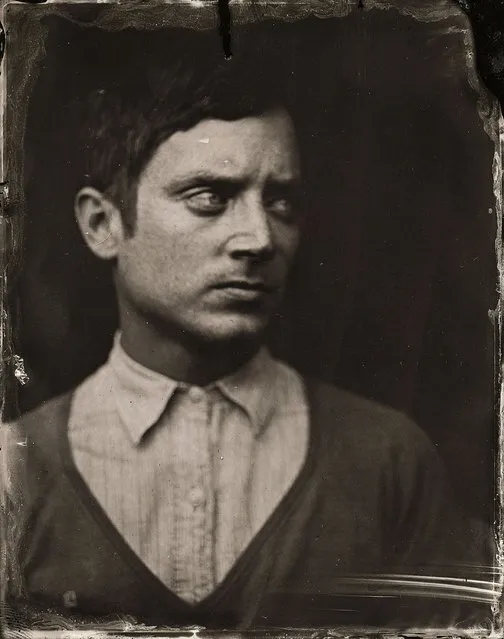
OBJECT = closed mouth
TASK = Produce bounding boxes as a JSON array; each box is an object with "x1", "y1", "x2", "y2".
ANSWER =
[{"x1": 214, "y1": 281, "x2": 277, "y2": 293}]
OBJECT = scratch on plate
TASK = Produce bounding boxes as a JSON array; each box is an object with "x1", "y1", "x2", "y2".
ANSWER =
[{"x1": 12, "y1": 354, "x2": 28, "y2": 385}]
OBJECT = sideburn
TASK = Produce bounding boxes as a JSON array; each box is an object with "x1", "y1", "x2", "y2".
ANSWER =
[{"x1": 104, "y1": 166, "x2": 139, "y2": 237}]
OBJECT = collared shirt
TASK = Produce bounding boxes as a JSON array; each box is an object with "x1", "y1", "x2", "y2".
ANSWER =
[{"x1": 68, "y1": 335, "x2": 308, "y2": 604}]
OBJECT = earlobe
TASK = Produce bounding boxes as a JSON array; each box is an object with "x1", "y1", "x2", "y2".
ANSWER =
[{"x1": 74, "y1": 187, "x2": 124, "y2": 260}]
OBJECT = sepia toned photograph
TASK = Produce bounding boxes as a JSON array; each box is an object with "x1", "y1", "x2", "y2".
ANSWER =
[{"x1": 0, "y1": 0, "x2": 501, "y2": 634}]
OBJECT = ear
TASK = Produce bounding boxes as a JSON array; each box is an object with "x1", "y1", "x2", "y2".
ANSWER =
[{"x1": 74, "y1": 187, "x2": 126, "y2": 260}]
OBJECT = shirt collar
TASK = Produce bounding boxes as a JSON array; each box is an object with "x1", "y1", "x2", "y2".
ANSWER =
[
  {"x1": 109, "y1": 333, "x2": 179, "y2": 445},
  {"x1": 108, "y1": 333, "x2": 278, "y2": 445},
  {"x1": 215, "y1": 347, "x2": 277, "y2": 438}
]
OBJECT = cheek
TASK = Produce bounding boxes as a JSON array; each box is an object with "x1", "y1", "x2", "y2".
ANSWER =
[
  {"x1": 131, "y1": 233, "x2": 175, "y2": 274},
  {"x1": 117, "y1": 230, "x2": 179, "y2": 294},
  {"x1": 275, "y1": 224, "x2": 300, "y2": 263},
  {"x1": 120, "y1": 221, "x2": 214, "y2": 294},
  {"x1": 135, "y1": 200, "x2": 212, "y2": 259},
  {"x1": 129, "y1": 210, "x2": 189, "y2": 269}
]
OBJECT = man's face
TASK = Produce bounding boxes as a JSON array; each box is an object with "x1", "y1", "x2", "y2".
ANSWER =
[{"x1": 115, "y1": 108, "x2": 302, "y2": 344}]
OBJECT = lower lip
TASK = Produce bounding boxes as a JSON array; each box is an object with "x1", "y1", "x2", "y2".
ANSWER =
[{"x1": 214, "y1": 286, "x2": 274, "y2": 302}]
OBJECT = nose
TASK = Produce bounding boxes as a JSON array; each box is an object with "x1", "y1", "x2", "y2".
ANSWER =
[{"x1": 227, "y1": 199, "x2": 275, "y2": 262}]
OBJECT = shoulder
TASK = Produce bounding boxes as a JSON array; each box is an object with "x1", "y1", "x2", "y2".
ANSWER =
[
  {"x1": 2, "y1": 361, "x2": 112, "y2": 505},
  {"x1": 17, "y1": 359, "x2": 113, "y2": 444},
  {"x1": 4, "y1": 362, "x2": 109, "y2": 474},
  {"x1": 305, "y1": 377, "x2": 417, "y2": 435},
  {"x1": 4, "y1": 390, "x2": 74, "y2": 479},
  {"x1": 1, "y1": 390, "x2": 73, "y2": 510},
  {"x1": 12, "y1": 391, "x2": 74, "y2": 448},
  {"x1": 303, "y1": 378, "x2": 456, "y2": 524},
  {"x1": 304, "y1": 377, "x2": 436, "y2": 463}
]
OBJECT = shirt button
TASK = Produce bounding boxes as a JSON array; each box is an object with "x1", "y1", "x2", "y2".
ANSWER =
[
  {"x1": 188, "y1": 387, "x2": 204, "y2": 402},
  {"x1": 189, "y1": 487, "x2": 206, "y2": 508}
]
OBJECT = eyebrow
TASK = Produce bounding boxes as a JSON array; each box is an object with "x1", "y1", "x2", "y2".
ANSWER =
[{"x1": 164, "y1": 172, "x2": 302, "y2": 195}]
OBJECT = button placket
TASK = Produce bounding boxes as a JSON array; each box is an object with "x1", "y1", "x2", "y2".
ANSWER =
[
  {"x1": 170, "y1": 388, "x2": 212, "y2": 599},
  {"x1": 185, "y1": 387, "x2": 216, "y2": 599}
]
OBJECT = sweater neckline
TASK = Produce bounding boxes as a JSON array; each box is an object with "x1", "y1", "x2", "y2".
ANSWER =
[{"x1": 58, "y1": 376, "x2": 324, "y2": 615}]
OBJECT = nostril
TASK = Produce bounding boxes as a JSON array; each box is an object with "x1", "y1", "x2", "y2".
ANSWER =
[{"x1": 231, "y1": 245, "x2": 275, "y2": 263}]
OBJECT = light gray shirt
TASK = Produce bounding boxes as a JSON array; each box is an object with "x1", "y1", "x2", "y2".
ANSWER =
[{"x1": 68, "y1": 335, "x2": 309, "y2": 604}]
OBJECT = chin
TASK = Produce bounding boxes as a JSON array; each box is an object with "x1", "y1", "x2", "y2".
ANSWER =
[{"x1": 194, "y1": 313, "x2": 270, "y2": 345}]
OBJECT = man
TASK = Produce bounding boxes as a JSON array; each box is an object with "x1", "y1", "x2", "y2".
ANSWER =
[{"x1": 3, "y1": 28, "x2": 494, "y2": 630}]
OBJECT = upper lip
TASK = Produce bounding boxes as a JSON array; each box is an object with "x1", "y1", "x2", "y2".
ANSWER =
[{"x1": 213, "y1": 280, "x2": 277, "y2": 292}]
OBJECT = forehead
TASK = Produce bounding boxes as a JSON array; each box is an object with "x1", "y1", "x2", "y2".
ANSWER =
[{"x1": 142, "y1": 109, "x2": 300, "y2": 185}]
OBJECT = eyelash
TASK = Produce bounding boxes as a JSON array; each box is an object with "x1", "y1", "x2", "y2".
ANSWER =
[
  {"x1": 183, "y1": 188, "x2": 299, "y2": 221},
  {"x1": 183, "y1": 190, "x2": 229, "y2": 216}
]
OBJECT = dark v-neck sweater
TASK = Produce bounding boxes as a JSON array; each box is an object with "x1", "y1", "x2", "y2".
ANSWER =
[{"x1": 6, "y1": 379, "x2": 492, "y2": 629}]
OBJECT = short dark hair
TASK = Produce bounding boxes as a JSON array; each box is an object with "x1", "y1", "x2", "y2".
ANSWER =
[{"x1": 80, "y1": 26, "x2": 298, "y2": 233}]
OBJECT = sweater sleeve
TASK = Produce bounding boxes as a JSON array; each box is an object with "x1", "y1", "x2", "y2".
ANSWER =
[
  {"x1": 1, "y1": 394, "x2": 72, "y2": 602},
  {"x1": 1, "y1": 420, "x2": 30, "y2": 600},
  {"x1": 385, "y1": 416, "x2": 492, "y2": 576},
  {"x1": 375, "y1": 416, "x2": 497, "y2": 628}
]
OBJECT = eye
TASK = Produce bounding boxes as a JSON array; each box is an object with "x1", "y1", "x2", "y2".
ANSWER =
[
  {"x1": 184, "y1": 190, "x2": 228, "y2": 215},
  {"x1": 264, "y1": 194, "x2": 298, "y2": 222}
]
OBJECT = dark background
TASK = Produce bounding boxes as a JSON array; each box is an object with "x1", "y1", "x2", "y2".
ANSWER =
[{"x1": 6, "y1": 6, "x2": 498, "y2": 523}]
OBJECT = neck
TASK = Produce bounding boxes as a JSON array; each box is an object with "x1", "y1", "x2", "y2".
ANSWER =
[{"x1": 118, "y1": 315, "x2": 261, "y2": 387}]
